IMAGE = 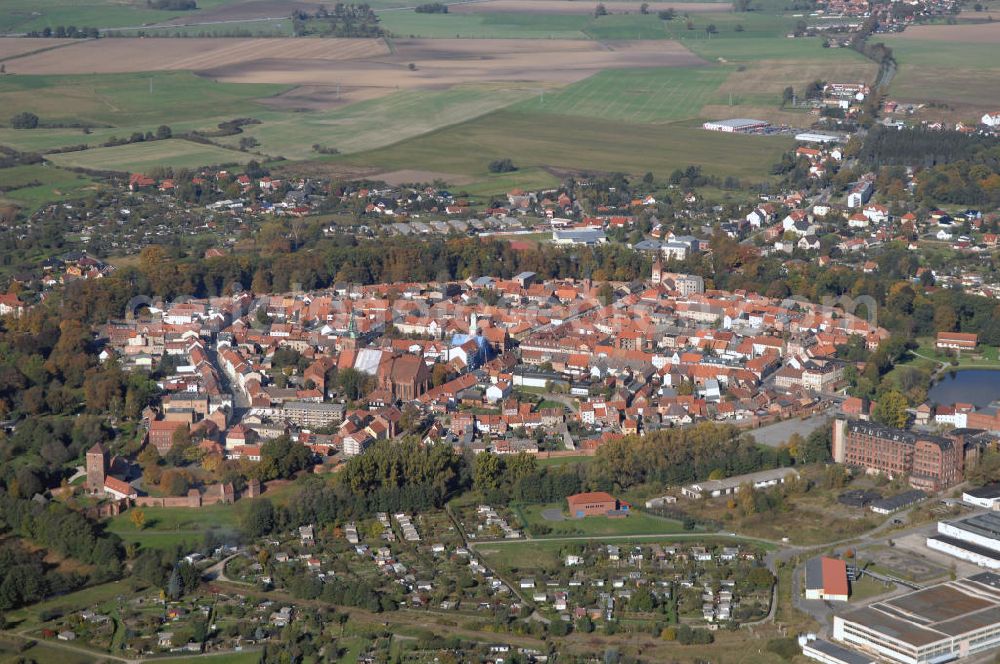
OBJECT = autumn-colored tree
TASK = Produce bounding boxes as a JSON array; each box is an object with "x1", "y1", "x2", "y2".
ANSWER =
[{"x1": 130, "y1": 508, "x2": 147, "y2": 530}]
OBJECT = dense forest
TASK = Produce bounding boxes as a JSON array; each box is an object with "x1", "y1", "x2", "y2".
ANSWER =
[{"x1": 859, "y1": 127, "x2": 1000, "y2": 205}]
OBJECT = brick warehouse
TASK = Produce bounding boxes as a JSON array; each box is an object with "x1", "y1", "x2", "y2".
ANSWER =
[{"x1": 832, "y1": 418, "x2": 976, "y2": 490}]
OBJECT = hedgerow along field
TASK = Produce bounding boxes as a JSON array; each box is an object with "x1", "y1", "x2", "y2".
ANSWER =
[{"x1": 46, "y1": 138, "x2": 252, "y2": 172}]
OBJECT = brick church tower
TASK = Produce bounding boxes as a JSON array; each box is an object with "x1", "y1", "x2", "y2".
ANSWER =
[{"x1": 86, "y1": 443, "x2": 108, "y2": 493}]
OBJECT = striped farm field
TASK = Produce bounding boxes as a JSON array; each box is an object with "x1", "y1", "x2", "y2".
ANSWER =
[{"x1": 515, "y1": 66, "x2": 728, "y2": 123}]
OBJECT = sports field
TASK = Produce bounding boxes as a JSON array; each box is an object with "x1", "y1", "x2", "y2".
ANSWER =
[
  {"x1": 517, "y1": 66, "x2": 729, "y2": 123},
  {"x1": 47, "y1": 138, "x2": 251, "y2": 172}
]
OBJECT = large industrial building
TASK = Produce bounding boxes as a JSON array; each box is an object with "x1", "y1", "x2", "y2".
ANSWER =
[
  {"x1": 833, "y1": 573, "x2": 1000, "y2": 664},
  {"x1": 928, "y1": 512, "x2": 1000, "y2": 570},
  {"x1": 832, "y1": 418, "x2": 971, "y2": 490},
  {"x1": 702, "y1": 118, "x2": 771, "y2": 134}
]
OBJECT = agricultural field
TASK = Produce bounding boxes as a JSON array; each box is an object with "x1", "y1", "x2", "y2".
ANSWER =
[
  {"x1": 1, "y1": 37, "x2": 389, "y2": 75},
  {"x1": 379, "y1": 12, "x2": 591, "y2": 39},
  {"x1": 0, "y1": 0, "x2": 310, "y2": 34},
  {"x1": 214, "y1": 84, "x2": 537, "y2": 159},
  {"x1": 333, "y1": 110, "x2": 793, "y2": 181},
  {"x1": 47, "y1": 139, "x2": 251, "y2": 172},
  {"x1": 449, "y1": 0, "x2": 732, "y2": 15},
  {"x1": 516, "y1": 66, "x2": 729, "y2": 123},
  {"x1": 0, "y1": 70, "x2": 287, "y2": 127},
  {"x1": 882, "y1": 25, "x2": 1000, "y2": 113}
]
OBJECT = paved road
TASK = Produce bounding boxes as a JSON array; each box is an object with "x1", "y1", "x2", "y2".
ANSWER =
[{"x1": 750, "y1": 409, "x2": 834, "y2": 447}]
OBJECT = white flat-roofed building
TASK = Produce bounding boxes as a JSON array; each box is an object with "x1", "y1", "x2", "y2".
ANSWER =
[
  {"x1": 928, "y1": 512, "x2": 1000, "y2": 570},
  {"x1": 702, "y1": 118, "x2": 771, "y2": 133},
  {"x1": 833, "y1": 572, "x2": 1000, "y2": 663},
  {"x1": 681, "y1": 467, "x2": 799, "y2": 499},
  {"x1": 796, "y1": 132, "x2": 845, "y2": 144},
  {"x1": 965, "y1": 486, "x2": 1000, "y2": 510}
]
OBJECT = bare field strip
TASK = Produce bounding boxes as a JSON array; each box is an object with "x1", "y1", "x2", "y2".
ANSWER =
[
  {"x1": 888, "y1": 21, "x2": 1000, "y2": 42},
  {"x1": 202, "y1": 39, "x2": 705, "y2": 91},
  {"x1": 4, "y1": 38, "x2": 390, "y2": 75},
  {"x1": 450, "y1": 0, "x2": 729, "y2": 13},
  {"x1": 0, "y1": 38, "x2": 76, "y2": 60}
]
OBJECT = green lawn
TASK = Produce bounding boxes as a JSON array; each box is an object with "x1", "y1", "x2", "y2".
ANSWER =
[
  {"x1": 515, "y1": 66, "x2": 729, "y2": 123},
  {"x1": 0, "y1": 163, "x2": 97, "y2": 211},
  {"x1": 47, "y1": 138, "x2": 251, "y2": 172},
  {"x1": 333, "y1": 109, "x2": 793, "y2": 181},
  {"x1": 379, "y1": 11, "x2": 590, "y2": 38},
  {"x1": 0, "y1": 71, "x2": 288, "y2": 128},
  {"x1": 217, "y1": 84, "x2": 535, "y2": 160},
  {"x1": 520, "y1": 502, "x2": 686, "y2": 537},
  {"x1": 106, "y1": 502, "x2": 243, "y2": 549},
  {"x1": 536, "y1": 455, "x2": 594, "y2": 468},
  {"x1": 455, "y1": 167, "x2": 561, "y2": 198}
]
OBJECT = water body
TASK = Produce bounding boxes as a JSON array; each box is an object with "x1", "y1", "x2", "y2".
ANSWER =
[{"x1": 927, "y1": 369, "x2": 1000, "y2": 408}]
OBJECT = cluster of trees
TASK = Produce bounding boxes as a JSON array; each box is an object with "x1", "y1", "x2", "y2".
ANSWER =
[
  {"x1": 148, "y1": 0, "x2": 198, "y2": 8},
  {"x1": 488, "y1": 158, "x2": 518, "y2": 174},
  {"x1": 587, "y1": 423, "x2": 791, "y2": 491},
  {"x1": 860, "y1": 126, "x2": 1000, "y2": 171},
  {"x1": 292, "y1": 4, "x2": 384, "y2": 37},
  {"x1": 24, "y1": 26, "x2": 100, "y2": 38},
  {"x1": 0, "y1": 544, "x2": 85, "y2": 610},
  {"x1": 10, "y1": 113, "x2": 39, "y2": 130},
  {"x1": 101, "y1": 125, "x2": 173, "y2": 147},
  {"x1": 0, "y1": 495, "x2": 123, "y2": 608},
  {"x1": 49, "y1": 235, "x2": 649, "y2": 320},
  {"x1": 340, "y1": 438, "x2": 465, "y2": 509},
  {"x1": 415, "y1": 2, "x2": 448, "y2": 12}
]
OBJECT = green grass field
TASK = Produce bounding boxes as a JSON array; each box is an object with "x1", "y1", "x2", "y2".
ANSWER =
[
  {"x1": 519, "y1": 502, "x2": 686, "y2": 537},
  {"x1": 334, "y1": 109, "x2": 793, "y2": 181},
  {"x1": 536, "y1": 455, "x2": 595, "y2": 468},
  {"x1": 379, "y1": 11, "x2": 590, "y2": 39},
  {"x1": 0, "y1": 71, "x2": 287, "y2": 127},
  {"x1": 0, "y1": 0, "x2": 262, "y2": 33},
  {"x1": 516, "y1": 66, "x2": 729, "y2": 123},
  {"x1": 455, "y1": 167, "x2": 562, "y2": 197},
  {"x1": 47, "y1": 138, "x2": 250, "y2": 172},
  {"x1": 106, "y1": 502, "x2": 243, "y2": 549},
  {"x1": 111, "y1": 18, "x2": 295, "y2": 37},
  {"x1": 0, "y1": 163, "x2": 98, "y2": 210},
  {"x1": 217, "y1": 84, "x2": 535, "y2": 160}
]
